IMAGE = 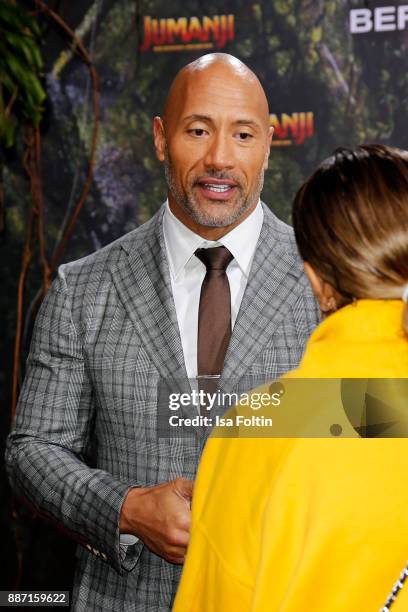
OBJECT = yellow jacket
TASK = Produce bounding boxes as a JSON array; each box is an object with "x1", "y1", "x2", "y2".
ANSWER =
[{"x1": 174, "y1": 300, "x2": 408, "y2": 611}]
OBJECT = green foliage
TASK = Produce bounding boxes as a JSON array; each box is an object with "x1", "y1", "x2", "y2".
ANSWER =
[{"x1": 0, "y1": 0, "x2": 46, "y2": 148}]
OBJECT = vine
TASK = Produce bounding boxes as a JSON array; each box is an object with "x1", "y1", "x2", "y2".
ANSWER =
[{"x1": 11, "y1": 1, "x2": 100, "y2": 419}]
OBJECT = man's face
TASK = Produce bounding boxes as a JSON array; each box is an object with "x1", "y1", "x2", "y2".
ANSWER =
[{"x1": 154, "y1": 65, "x2": 272, "y2": 229}]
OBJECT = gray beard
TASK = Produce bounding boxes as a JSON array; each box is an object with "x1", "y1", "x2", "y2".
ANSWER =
[{"x1": 164, "y1": 154, "x2": 264, "y2": 228}]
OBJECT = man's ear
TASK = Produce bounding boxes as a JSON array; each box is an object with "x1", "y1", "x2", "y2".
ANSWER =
[
  {"x1": 263, "y1": 125, "x2": 274, "y2": 170},
  {"x1": 153, "y1": 116, "x2": 166, "y2": 162},
  {"x1": 303, "y1": 262, "x2": 338, "y2": 312}
]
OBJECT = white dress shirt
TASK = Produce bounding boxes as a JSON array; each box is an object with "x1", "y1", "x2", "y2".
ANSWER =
[{"x1": 163, "y1": 199, "x2": 264, "y2": 379}]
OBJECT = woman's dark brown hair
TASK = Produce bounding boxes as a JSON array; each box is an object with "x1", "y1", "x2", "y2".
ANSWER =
[{"x1": 292, "y1": 144, "x2": 408, "y2": 333}]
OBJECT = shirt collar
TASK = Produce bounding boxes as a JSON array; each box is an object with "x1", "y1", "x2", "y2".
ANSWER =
[{"x1": 163, "y1": 200, "x2": 263, "y2": 280}]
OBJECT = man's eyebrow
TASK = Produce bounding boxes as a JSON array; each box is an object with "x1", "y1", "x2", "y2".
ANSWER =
[
  {"x1": 181, "y1": 114, "x2": 213, "y2": 124},
  {"x1": 181, "y1": 114, "x2": 262, "y2": 129},
  {"x1": 234, "y1": 119, "x2": 261, "y2": 130}
]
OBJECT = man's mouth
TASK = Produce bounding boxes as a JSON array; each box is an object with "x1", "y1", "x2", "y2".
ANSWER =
[
  {"x1": 196, "y1": 179, "x2": 238, "y2": 201},
  {"x1": 203, "y1": 183, "x2": 231, "y2": 193}
]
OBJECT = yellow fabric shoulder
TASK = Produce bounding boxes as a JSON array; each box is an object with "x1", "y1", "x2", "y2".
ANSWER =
[{"x1": 174, "y1": 300, "x2": 408, "y2": 611}]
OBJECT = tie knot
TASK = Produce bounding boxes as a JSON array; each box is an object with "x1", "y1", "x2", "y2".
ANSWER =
[{"x1": 195, "y1": 246, "x2": 233, "y2": 271}]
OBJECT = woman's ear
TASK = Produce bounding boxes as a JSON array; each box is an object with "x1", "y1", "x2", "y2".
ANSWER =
[{"x1": 303, "y1": 262, "x2": 338, "y2": 313}]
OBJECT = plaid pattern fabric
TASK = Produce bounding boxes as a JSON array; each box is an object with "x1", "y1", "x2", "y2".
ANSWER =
[{"x1": 5, "y1": 203, "x2": 319, "y2": 611}]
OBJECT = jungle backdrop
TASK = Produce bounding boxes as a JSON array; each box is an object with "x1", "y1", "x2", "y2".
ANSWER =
[{"x1": 1, "y1": 0, "x2": 407, "y2": 596}]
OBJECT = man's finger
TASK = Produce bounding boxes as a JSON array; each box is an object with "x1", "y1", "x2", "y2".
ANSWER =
[
  {"x1": 175, "y1": 509, "x2": 192, "y2": 533},
  {"x1": 165, "y1": 543, "x2": 188, "y2": 557},
  {"x1": 166, "y1": 554, "x2": 186, "y2": 565},
  {"x1": 174, "y1": 477, "x2": 194, "y2": 501},
  {"x1": 168, "y1": 526, "x2": 189, "y2": 547}
]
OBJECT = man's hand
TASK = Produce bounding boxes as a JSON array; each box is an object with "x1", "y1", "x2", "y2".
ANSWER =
[{"x1": 119, "y1": 477, "x2": 194, "y2": 564}]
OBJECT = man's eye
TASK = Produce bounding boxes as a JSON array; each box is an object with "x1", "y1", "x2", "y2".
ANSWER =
[
  {"x1": 237, "y1": 132, "x2": 253, "y2": 141},
  {"x1": 188, "y1": 128, "x2": 207, "y2": 137}
]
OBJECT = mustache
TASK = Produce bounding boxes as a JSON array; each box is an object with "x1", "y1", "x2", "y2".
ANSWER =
[{"x1": 193, "y1": 171, "x2": 243, "y2": 186}]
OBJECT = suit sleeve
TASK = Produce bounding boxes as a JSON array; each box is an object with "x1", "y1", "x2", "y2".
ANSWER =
[{"x1": 5, "y1": 265, "x2": 141, "y2": 575}]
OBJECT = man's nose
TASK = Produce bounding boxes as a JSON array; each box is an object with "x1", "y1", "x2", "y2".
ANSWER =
[{"x1": 203, "y1": 133, "x2": 234, "y2": 171}]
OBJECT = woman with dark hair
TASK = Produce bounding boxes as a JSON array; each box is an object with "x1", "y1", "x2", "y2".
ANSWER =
[
  {"x1": 174, "y1": 145, "x2": 408, "y2": 611},
  {"x1": 293, "y1": 144, "x2": 408, "y2": 336}
]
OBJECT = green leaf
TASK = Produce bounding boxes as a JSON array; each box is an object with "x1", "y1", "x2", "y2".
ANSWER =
[
  {"x1": 5, "y1": 54, "x2": 44, "y2": 103},
  {"x1": 0, "y1": 1, "x2": 40, "y2": 34},
  {"x1": 0, "y1": 73, "x2": 18, "y2": 97},
  {"x1": 3, "y1": 30, "x2": 43, "y2": 70},
  {"x1": 0, "y1": 1, "x2": 46, "y2": 142},
  {"x1": 0, "y1": 111, "x2": 15, "y2": 148},
  {"x1": 311, "y1": 27, "x2": 322, "y2": 43}
]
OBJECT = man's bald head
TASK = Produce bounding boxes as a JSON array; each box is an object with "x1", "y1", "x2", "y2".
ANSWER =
[{"x1": 163, "y1": 53, "x2": 270, "y2": 131}]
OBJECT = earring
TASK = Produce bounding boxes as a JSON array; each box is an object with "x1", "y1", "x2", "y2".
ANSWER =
[{"x1": 325, "y1": 297, "x2": 337, "y2": 312}]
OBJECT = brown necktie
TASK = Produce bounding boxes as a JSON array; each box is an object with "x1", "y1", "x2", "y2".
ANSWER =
[{"x1": 195, "y1": 246, "x2": 234, "y2": 377}]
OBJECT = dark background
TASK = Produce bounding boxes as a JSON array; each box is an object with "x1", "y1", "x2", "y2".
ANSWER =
[{"x1": 1, "y1": 0, "x2": 407, "y2": 599}]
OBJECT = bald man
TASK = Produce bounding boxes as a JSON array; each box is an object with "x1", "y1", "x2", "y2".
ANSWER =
[{"x1": 5, "y1": 54, "x2": 319, "y2": 611}]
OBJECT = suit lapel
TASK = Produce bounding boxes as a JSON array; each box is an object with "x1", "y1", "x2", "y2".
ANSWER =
[
  {"x1": 220, "y1": 205, "x2": 305, "y2": 393},
  {"x1": 111, "y1": 207, "x2": 188, "y2": 381}
]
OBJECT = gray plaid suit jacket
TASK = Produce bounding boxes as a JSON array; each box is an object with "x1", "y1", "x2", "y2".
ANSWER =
[{"x1": 5, "y1": 202, "x2": 319, "y2": 611}]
